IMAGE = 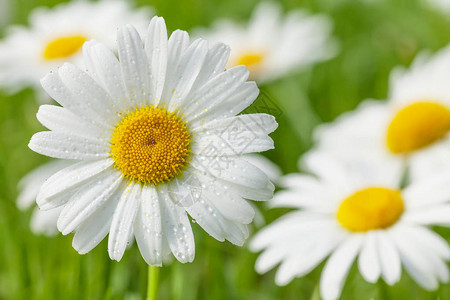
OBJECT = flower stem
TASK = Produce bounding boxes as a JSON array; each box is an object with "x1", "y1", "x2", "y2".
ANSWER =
[{"x1": 147, "y1": 266, "x2": 160, "y2": 300}]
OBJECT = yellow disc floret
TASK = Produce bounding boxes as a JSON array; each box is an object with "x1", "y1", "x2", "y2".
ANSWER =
[
  {"x1": 237, "y1": 52, "x2": 265, "y2": 68},
  {"x1": 386, "y1": 102, "x2": 450, "y2": 154},
  {"x1": 43, "y1": 35, "x2": 87, "y2": 60},
  {"x1": 337, "y1": 187, "x2": 404, "y2": 232},
  {"x1": 110, "y1": 106, "x2": 191, "y2": 185}
]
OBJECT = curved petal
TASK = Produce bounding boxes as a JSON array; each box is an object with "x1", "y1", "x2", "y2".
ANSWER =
[
  {"x1": 29, "y1": 131, "x2": 110, "y2": 160},
  {"x1": 183, "y1": 65, "x2": 249, "y2": 119},
  {"x1": 57, "y1": 168, "x2": 123, "y2": 235},
  {"x1": 36, "y1": 105, "x2": 106, "y2": 139},
  {"x1": 117, "y1": 25, "x2": 151, "y2": 108},
  {"x1": 188, "y1": 82, "x2": 259, "y2": 128},
  {"x1": 108, "y1": 182, "x2": 141, "y2": 261},
  {"x1": 37, "y1": 159, "x2": 114, "y2": 210},
  {"x1": 375, "y1": 231, "x2": 401, "y2": 285},
  {"x1": 134, "y1": 185, "x2": 163, "y2": 266},
  {"x1": 145, "y1": 17, "x2": 168, "y2": 103},
  {"x1": 82, "y1": 41, "x2": 129, "y2": 112},
  {"x1": 72, "y1": 188, "x2": 121, "y2": 254},
  {"x1": 164, "y1": 39, "x2": 209, "y2": 111},
  {"x1": 158, "y1": 185, "x2": 195, "y2": 263},
  {"x1": 320, "y1": 235, "x2": 363, "y2": 300},
  {"x1": 358, "y1": 232, "x2": 381, "y2": 283}
]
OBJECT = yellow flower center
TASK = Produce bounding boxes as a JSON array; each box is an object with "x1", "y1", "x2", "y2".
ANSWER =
[
  {"x1": 386, "y1": 102, "x2": 450, "y2": 154},
  {"x1": 110, "y1": 106, "x2": 191, "y2": 185},
  {"x1": 43, "y1": 35, "x2": 87, "y2": 60},
  {"x1": 337, "y1": 187, "x2": 404, "y2": 232},
  {"x1": 235, "y1": 51, "x2": 265, "y2": 74}
]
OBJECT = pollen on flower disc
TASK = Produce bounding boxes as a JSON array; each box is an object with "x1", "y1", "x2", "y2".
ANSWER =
[{"x1": 110, "y1": 106, "x2": 191, "y2": 185}]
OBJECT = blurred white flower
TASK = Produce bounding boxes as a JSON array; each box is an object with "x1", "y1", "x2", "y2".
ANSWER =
[
  {"x1": 314, "y1": 45, "x2": 450, "y2": 182},
  {"x1": 251, "y1": 151, "x2": 450, "y2": 300},
  {"x1": 426, "y1": 0, "x2": 450, "y2": 12},
  {"x1": 0, "y1": 0, "x2": 152, "y2": 98},
  {"x1": 194, "y1": 1, "x2": 337, "y2": 83},
  {"x1": 18, "y1": 160, "x2": 72, "y2": 236},
  {"x1": 28, "y1": 17, "x2": 277, "y2": 266}
]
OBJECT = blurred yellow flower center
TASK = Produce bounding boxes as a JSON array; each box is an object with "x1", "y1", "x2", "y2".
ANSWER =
[
  {"x1": 110, "y1": 106, "x2": 191, "y2": 185},
  {"x1": 386, "y1": 102, "x2": 450, "y2": 154},
  {"x1": 337, "y1": 187, "x2": 404, "y2": 232},
  {"x1": 43, "y1": 35, "x2": 87, "y2": 60},
  {"x1": 236, "y1": 52, "x2": 265, "y2": 69}
]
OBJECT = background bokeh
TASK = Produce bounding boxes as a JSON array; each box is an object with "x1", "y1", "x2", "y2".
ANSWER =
[{"x1": 1, "y1": 0, "x2": 450, "y2": 299}]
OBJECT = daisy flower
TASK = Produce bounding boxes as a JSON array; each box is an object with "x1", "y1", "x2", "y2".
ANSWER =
[
  {"x1": 314, "y1": 45, "x2": 450, "y2": 182},
  {"x1": 28, "y1": 17, "x2": 277, "y2": 265},
  {"x1": 251, "y1": 152, "x2": 450, "y2": 300},
  {"x1": 17, "y1": 160, "x2": 72, "y2": 236},
  {"x1": 0, "y1": 0, "x2": 152, "y2": 97},
  {"x1": 194, "y1": 1, "x2": 337, "y2": 83}
]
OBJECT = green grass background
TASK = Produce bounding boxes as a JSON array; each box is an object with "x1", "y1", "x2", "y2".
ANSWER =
[{"x1": 1, "y1": 0, "x2": 450, "y2": 299}]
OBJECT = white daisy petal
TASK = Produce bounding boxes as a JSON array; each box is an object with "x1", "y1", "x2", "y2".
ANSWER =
[
  {"x1": 158, "y1": 186, "x2": 195, "y2": 263},
  {"x1": 189, "y1": 81, "x2": 259, "y2": 127},
  {"x1": 403, "y1": 170, "x2": 450, "y2": 209},
  {"x1": 57, "y1": 168, "x2": 123, "y2": 235},
  {"x1": 17, "y1": 160, "x2": 72, "y2": 210},
  {"x1": 192, "y1": 157, "x2": 271, "y2": 192},
  {"x1": 134, "y1": 185, "x2": 163, "y2": 266},
  {"x1": 274, "y1": 228, "x2": 344, "y2": 286},
  {"x1": 223, "y1": 178, "x2": 275, "y2": 201},
  {"x1": 162, "y1": 30, "x2": 190, "y2": 100},
  {"x1": 400, "y1": 225, "x2": 450, "y2": 260},
  {"x1": 358, "y1": 231, "x2": 381, "y2": 283},
  {"x1": 205, "y1": 180, "x2": 255, "y2": 224},
  {"x1": 184, "y1": 195, "x2": 226, "y2": 242},
  {"x1": 30, "y1": 207, "x2": 62, "y2": 236},
  {"x1": 40, "y1": 71, "x2": 110, "y2": 128},
  {"x1": 192, "y1": 113, "x2": 277, "y2": 136},
  {"x1": 403, "y1": 204, "x2": 450, "y2": 226},
  {"x1": 145, "y1": 16, "x2": 168, "y2": 103},
  {"x1": 82, "y1": 41, "x2": 129, "y2": 111},
  {"x1": 320, "y1": 235, "x2": 363, "y2": 300},
  {"x1": 375, "y1": 231, "x2": 402, "y2": 285},
  {"x1": 117, "y1": 25, "x2": 151, "y2": 108},
  {"x1": 183, "y1": 65, "x2": 249, "y2": 119},
  {"x1": 108, "y1": 182, "x2": 141, "y2": 261},
  {"x1": 190, "y1": 42, "x2": 230, "y2": 91},
  {"x1": 167, "y1": 30, "x2": 190, "y2": 67},
  {"x1": 29, "y1": 131, "x2": 110, "y2": 160},
  {"x1": 37, "y1": 159, "x2": 114, "y2": 210},
  {"x1": 390, "y1": 228, "x2": 438, "y2": 290},
  {"x1": 73, "y1": 186, "x2": 122, "y2": 254},
  {"x1": 250, "y1": 213, "x2": 333, "y2": 251},
  {"x1": 58, "y1": 63, "x2": 118, "y2": 125},
  {"x1": 165, "y1": 39, "x2": 209, "y2": 111},
  {"x1": 36, "y1": 105, "x2": 105, "y2": 140}
]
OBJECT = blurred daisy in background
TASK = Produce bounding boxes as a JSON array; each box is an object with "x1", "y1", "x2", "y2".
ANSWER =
[
  {"x1": 28, "y1": 17, "x2": 277, "y2": 265},
  {"x1": 17, "y1": 160, "x2": 72, "y2": 236},
  {"x1": 314, "y1": 45, "x2": 450, "y2": 182},
  {"x1": 0, "y1": 0, "x2": 152, "y2": 99},
  {"x1": 426, "y1": 0, "x2": 450, "y2": 12},
  {"x1": 251, "y1": 152, "x2": 450, "y2": 300},
  {"x1": 194, "y1": 1, "x2": 337, "y2": 83}
]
